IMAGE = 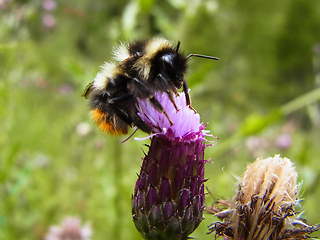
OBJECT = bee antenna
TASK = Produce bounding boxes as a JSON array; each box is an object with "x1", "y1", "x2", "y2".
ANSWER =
[
  {"x1": 176, "y1": 41, "x2": 181, "y2": 52},
  {"x1": 186, "y1": 54, "x2": 219, "y2": 61}
]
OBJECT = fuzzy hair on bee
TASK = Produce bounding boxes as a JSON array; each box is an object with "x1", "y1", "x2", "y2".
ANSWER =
[
  {"x1": 84, "y1": 37, "x2": 218, "y2": 135},
  {"x1": 83, "y1": 62, "x2": 152, "y2": 135}
]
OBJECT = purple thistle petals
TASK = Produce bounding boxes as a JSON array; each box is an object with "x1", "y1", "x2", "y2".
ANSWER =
[{"x1": 137, "y1": 92, "x2": 202, "y2": 139}]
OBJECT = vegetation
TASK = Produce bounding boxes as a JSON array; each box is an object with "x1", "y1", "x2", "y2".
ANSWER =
[{"x1": 1, "y1": 0, "x2": 319, "y2": 239}]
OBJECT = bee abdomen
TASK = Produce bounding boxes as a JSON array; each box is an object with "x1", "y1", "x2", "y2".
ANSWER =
[{"x1": 90, "y1": 108, "x2": 128, "y2": 135}]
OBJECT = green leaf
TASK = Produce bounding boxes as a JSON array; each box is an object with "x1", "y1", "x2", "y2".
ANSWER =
[
  {"x1": 239, "y1": 110, "x2": 282, "y2": 136},
  {"x1": 138, "y1": 0, "x2": 155, "y2": 13}
]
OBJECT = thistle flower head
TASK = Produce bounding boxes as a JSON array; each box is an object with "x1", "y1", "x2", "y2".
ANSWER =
[
  {"x1": 132, "y1": 92, "x2": 210, "y2": 240},
  {"x1": 45, "y1": 217, "x2": 92, "y2": 240},
  {"x1": 208, "y1": 155, "x2": 319, "y2": 240}
]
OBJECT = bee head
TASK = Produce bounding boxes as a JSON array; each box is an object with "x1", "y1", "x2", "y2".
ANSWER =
[{"x1": 160, "y1": 53, "x2": 186, "y2": 88}]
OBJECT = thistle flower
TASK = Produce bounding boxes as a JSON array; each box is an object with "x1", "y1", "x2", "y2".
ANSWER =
[
  {"x1": 208, "y1": 155, "x2": 319, "y2": 240},
  {"x1": 45, "y1": 216, "x2": 92, "y2": 240},
  {"x1": 132, "y1": 92, "x2": 210, "y2": 240}
]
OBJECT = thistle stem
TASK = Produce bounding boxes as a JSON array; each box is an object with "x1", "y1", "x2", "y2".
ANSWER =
[{"x1": 113, "y1": 138, "x2": 123, "y2": 239}]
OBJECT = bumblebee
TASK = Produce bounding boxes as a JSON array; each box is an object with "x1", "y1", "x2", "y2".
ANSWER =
[{"x1": 84, "y1": 38, "x2": 218, "y2": 135}]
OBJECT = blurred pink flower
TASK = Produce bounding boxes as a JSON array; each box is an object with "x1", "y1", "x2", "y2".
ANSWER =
[
  {"x1": 42, "y1": 14, "x2": 56, "y2": 29},
  {"x1": 42, "y1": 0, "x2": 56, "y2": 11},
  {"x1": 45, "y1": 217, "x2": 92, "y2": 240},
  {"x1": 276, "y1": 133, "x2": 292, "y2": 150},
  {"x1": 58, "y1": 84, "x2": 74, "y2": 95}
]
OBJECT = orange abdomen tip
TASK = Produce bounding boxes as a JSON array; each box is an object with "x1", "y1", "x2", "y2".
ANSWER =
[{"x1": 90, "y1": 108, "x2": 128, "y2": 135}]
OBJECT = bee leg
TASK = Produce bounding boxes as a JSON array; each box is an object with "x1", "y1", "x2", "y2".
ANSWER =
[
  {"x1": 157, "y1": 73, "x2": 179, "y2": 112},
  {"x1": 131, "y1": 78, "x2": 153, "y2": 98},
  {"x1": 173, "y1": 88, "x2": 179, "y2": 97},
  {"x1": 110, "y1": 93, "x2": 154, "y2": 131},
  {"x1": 132, "y1": 78, "x2": 173, "y2": 125},
  {"x1": 114, "y1": 105, "x2": 153, "y2": 133},
  {"x1": 182, "y1": 79, "x2": 197, "y2": 113},
  {"x1": 133, "y1": 116, "x2": 153, "y2": 133},
  {"x1": 166, "y1": 91, "x2": 179, "y2": 112},
  {"x1": 114, "y1": 107, "x2": 133, "y2": 126}
]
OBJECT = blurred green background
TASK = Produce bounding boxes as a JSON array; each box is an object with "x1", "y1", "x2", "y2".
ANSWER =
[{"x1": 1, "y1": 0, "x2": 320, "y2": 239}]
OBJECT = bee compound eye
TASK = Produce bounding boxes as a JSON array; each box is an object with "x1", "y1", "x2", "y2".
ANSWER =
[
  {"x1": 161, "y1": 54, "x2": 177, "y2": 76},
  {"x1": 161, "y1": 54, "x2": 175, "y2": 67}
]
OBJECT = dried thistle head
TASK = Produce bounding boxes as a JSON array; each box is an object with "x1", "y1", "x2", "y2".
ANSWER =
[
  {"x1": 239, "y1": 154, "x2": 299, "y2": 213},
  {"x1": 208, "y1": 155, "x2": 319, "y2": 240}
]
